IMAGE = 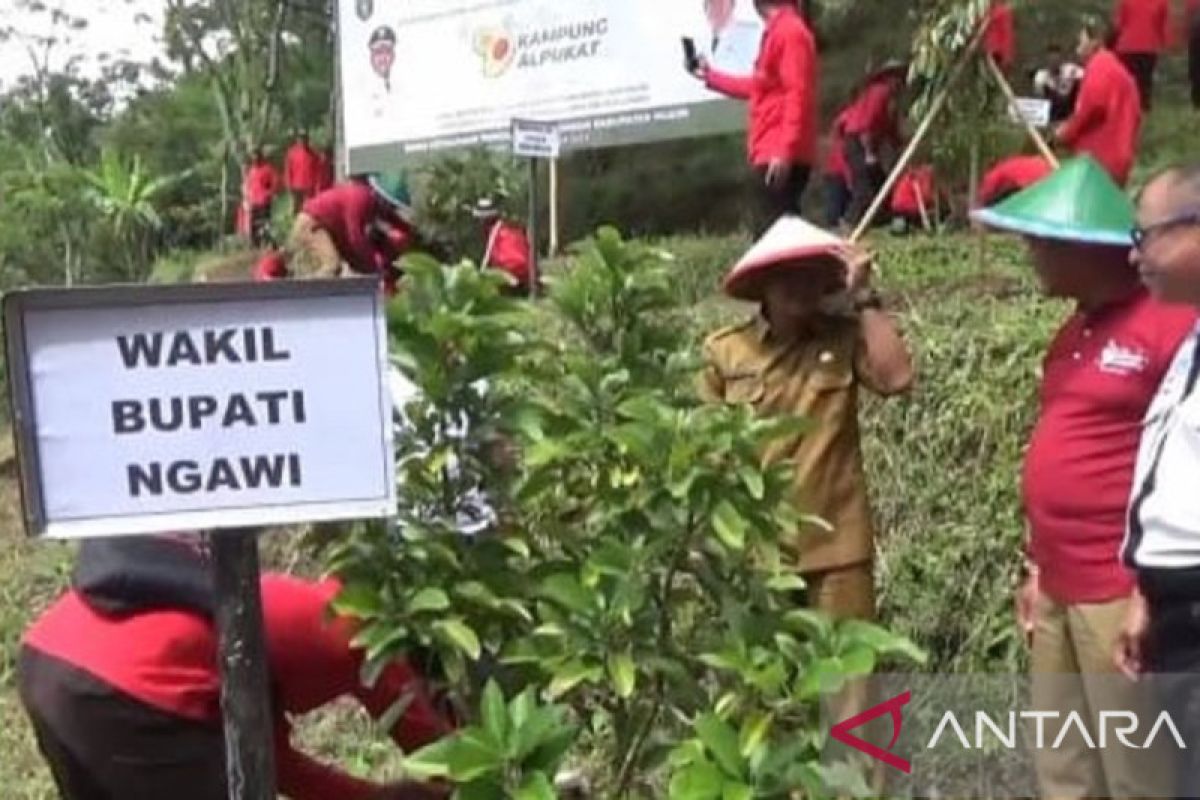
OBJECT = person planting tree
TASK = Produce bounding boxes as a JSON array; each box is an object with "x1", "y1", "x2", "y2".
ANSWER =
[
  {"x1": 17, "y1": 536, "x2": 452, "y2": 800},
  {"x1": 691, "y1": 0, "x2": 820, "y2": 235},
  {"x1": 700, "y1": 215, "x2": 914, "y2": 622},
  {"x1": 971, "y1": 157, "x2": 1193, "y2": 799},
  {"x1": 841, "y1": 60, "x2": 907, "y2": 226}
]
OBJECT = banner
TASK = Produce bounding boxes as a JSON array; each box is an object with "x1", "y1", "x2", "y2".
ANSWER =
[{"x1": 340, "y1": 0, "x2": 765, "y2": 171}]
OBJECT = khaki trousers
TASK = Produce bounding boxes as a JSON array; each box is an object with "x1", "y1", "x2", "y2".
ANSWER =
[{"x1": 1030, "y1": 594, "x2": 1173, "y2": 799}]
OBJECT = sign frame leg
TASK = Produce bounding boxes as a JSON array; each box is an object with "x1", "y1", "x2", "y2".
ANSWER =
[
  {"x1": 527, "y1": 157, "x2": 540, "y2": 298},
  {"x1": 210, "y1": 528, "x2": 278, "y2": 800}
]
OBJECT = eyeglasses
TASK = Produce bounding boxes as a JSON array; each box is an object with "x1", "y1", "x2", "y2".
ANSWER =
[{"x1": 1131, "y1": 213, "x2": 1200, "y2": 249}]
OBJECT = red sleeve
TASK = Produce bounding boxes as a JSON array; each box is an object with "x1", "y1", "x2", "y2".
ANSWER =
[
  {"x1": 275, "y1": 717, "x2": 379, "y2": 800},
  {"x1": 705, "y1": 67, "x2": 754, "y2": 100},
  {"x1": 1058, "y1": 66, "x2": 1104, "y2": 147},
  {"x1": 771, "y1": 23, "x2": 813, "y2": 161},
  {"x1": 857, "y1": 85, "x2": 891, "y2": 143}
]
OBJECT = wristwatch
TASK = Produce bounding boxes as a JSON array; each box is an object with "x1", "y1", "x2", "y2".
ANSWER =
[{"x1": 852, "y1": 288, "x2": 884, "y2": 312}]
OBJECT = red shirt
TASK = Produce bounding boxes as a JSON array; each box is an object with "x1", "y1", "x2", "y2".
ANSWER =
[
  {"x1": 705, "y1": 5, "x2": 819, "y2": 166},
  {"x1": 484, "y1": 220, "x2": 532, "y2": 287},
  {"x1": 843, "y1": 78, "x2": 900, "y2": 146},
  {"x1": 244, "y1": 161, "x2": 279, "y2": 208},
  {"x1": 24, "y1": 576, "x2": 449, "y2": 800},
  {"x1": 1058, "y1": 48, "x2": 1141, "y2": 186},
  {"x1": 302, "y1": 182, "x2": 396, "y2": 274},
  {"x1": 984, "y1": 2, "x2": 1016, "y2": 69},
  {"x1": 977, "y1": 155, "x2": 1054, "y2": 206},
  {"x1": 284, "y1": 143, "x2": 320, "y2": 193},
  {"x1": 1114, "y1": 0, "x2": 1171, "y2": 53},
  {"x1": 890, "y1": 165, "x2": 935, "y2": 216},
  {"x1": 1023, "y1": 289, "x2": 1197, "y2": 603}
]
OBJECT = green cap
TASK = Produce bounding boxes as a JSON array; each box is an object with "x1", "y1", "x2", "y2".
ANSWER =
[
  {"x1": 970, "y1": 156, "x2": 1134, "y2": 247},
  {"x1": 367, "y1": 172, "x2": 412, "y2": 211}
]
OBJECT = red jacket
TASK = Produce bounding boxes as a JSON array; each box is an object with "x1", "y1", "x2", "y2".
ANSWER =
[
  {"x1": 244, "y1": 161, "x2": 279, "y2": 208},
  {"x1": 842, "y1": 78, "x2": 900, "y2": 147},
  {"x1": 705, "y1": 5, "x2": 819, "y2": 166},
  {"x1": 24, "y1": 576, "x2": 450, "y2": 800},
  {"x1": 1058, "y1": 48, "x2": 1141, "y2": 185},
  {"x1": 984, "y1": 2, "x2": 1016, "y2": 69},
  {"x1": 890, "y1": 165, "x2": 936, "y2": 217},
  {"x1": 977, "y1": 155, "x2": 1054, "y2": 206},
  {"x1": 1114, "y1": 0, "x2": 1171, "y2": 53},
  {"x1": 284, "y1": 143, "x2": 320, "y2": 193},
  {"x1": 484, "y1": 220, "x2": 532, "y2": 287},
  {"x1": 302, "y1": 181, "x2": 399, "y2": 274}
]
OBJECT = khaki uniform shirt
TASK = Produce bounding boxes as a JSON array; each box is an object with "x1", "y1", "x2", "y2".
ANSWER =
[{"x1": 701, "y1": 314, "x2": 878, "y2": 573}]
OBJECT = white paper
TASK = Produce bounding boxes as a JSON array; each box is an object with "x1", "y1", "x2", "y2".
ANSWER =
[{"x1": 19, "y1": 290, "x2": 395, "y2": 538}]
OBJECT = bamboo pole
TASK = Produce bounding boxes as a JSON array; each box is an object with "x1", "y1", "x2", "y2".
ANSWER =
[
  {"x1": 985, "y1": 56, "x2": 1060, "y2": 168},
  {"x1": 849, "y1": 28, "x2": 986, "y2": 243}
]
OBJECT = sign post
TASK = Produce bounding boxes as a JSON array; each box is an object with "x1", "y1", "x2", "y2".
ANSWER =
[
  {"x1": 4, "y1": 279, "x2": 396, "y2": 800},
  {"x1": 512, "y1": 118, "x2": 561, "y2": 297},
  {"x1": 211, "y1": 528, "x2": 276, "y2": 800}
]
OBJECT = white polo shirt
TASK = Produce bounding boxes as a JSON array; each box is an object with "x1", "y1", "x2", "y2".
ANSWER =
[{"x1": 1123, "y1": 323, "x2": 1200, "y2": 569}]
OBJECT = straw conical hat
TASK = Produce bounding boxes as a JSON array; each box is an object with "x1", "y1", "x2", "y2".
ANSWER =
[
  {"x1": 723, "y1": 216, "x2": 846, "y2": 301},
  {"x1": 970, "y1": 156, "x2": 1134, "y2": 247}
]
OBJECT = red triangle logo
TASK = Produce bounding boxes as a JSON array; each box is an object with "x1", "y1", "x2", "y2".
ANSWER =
[{"x1": 829, "y1": 690, "x2": 912, "y2": 774}]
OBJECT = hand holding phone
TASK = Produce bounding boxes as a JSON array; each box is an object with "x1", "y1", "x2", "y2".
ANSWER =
[{"x1": 682, "y1": 37, "x2": 701, "y2": 75}]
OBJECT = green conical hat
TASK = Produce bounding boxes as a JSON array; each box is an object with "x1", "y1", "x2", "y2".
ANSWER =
[{"x1": 970, "y1": 156, "x2": 1134, "y2": 247}]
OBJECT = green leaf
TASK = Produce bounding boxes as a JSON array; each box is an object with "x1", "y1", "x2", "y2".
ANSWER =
[
  {"x1": 669, "y1": 760, "x2": 725, "y2": 800},
  {"x1": 839, "y1": 620, "x2": 927, "y2": 665},
  {"x1": 447, "y1": 730, "x2": 505, "y2": 782},
  {"x1": 480, "y1": 681, "x2": 509, "y2": 750},
  {"x1": 514, "y1": 772, "x2": 557, "y2": 800},
  {"x1": 695, "y1": 714, "x2": 744, "y2": 780},
  {"x1": 738, "y1": 712, "x2": 773, "y2": 760},
  {"x1": 433, "y1": 618, "x2": 482, "y2": 660},
  {"x1": 841, "y1": 645, "x2": 877, "y2": 677},
  {"x1": 548, "y1": 660, "x2": 602, "y2": 699},
  {"x1": 712, "y1": 500, "x2": 748, "y2": 551},
  {"x1": 408, "y1": 588, "x2": 451, "y2": 614},
  {"x1": 539, "y1": 573, "x2": 594, "y2": 614},
  {"x1": 608, "y1": 650, "x2": 637, "y2": 699},
  {"x1": 403, "y1": 736, "x2": 457, "y2": 778},
  {"x1": 331, "y1": 582, "x2": 383, "y2": 618},
  {"x1": 765, "y1": 573, "x2": 805, "y2": 593},
  {"x1": 722, "y1": 782, "x2": 754, "y2": 800},
  {"x1": 737, "y1": 465, "x2": 765, "y2": 500}
]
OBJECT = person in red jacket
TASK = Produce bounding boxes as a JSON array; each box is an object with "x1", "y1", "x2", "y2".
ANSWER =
[
  {"x1": 889, "y1": 164, "x2": 939, "y2": 233},
  {"x1": 284, "y1": 130, "x2": 321, "y2": 208},
  {"x1": 315, "y1": 146, "x2": 336, "y2": 193},
  {"x1": 695, "y1": 0, "x2": 819, "y2": 235},
  {"x1": 17, "y1": 536, "x2": 450, "y2": 800},
  {"x1": 821, "y1": 105, "x2": 854, "y2": 228},
  {"x1": 1112, "y1": 0, "x2": 1170, "y2": 109},
  {"x1": 976, "y1": 154, "x2": 1055, "y2": 206},
  {"x1": 243, "y1": 147, "x2": 280, "y2": 247},
  {"x1": 842, "y1": 61, "x2": 906, "y2": 225},
  {"x1": 472, "y1": 197, "x2": 532, "y2": 293},
  {"x1": 289, "y1": 173, "x2": 414, "y2": 279},
  {"x1": 1054, "y1": 20, "x2": 1142, "y2": 186},
  {"x1": 984, "y1": 1, "x2": 1016, "y2": 72}
]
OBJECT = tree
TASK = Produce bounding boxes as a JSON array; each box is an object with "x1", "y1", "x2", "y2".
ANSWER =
[{"x1": 83, "y1": 149, "x2": 181, "y2": 281}]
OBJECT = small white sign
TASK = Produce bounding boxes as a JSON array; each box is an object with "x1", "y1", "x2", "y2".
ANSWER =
[
  {"x1": 1008, "y1": 97, "x2": 1052, "y2": 128},
  {"x1": 5, "y1": 280, "x2": 396, "y2": 539},
  {"x1": 511, "y1": 118, "x2": 561, "y2": 159}
]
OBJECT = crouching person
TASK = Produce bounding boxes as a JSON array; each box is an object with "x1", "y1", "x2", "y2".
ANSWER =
[
  {"x1": 700, "y1": 216, "x2": 914, "y2": 621},
  {"x1": 18, "y1": 535, "x2": 450, "y2": 800}
]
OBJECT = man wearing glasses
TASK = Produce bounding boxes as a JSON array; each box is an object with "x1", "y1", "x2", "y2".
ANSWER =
[
  {"x1": 973, "y1": 157, "x2": 1193, "y2": 799},
  {"x1": 1117, "y1": 164, "x2": 1200, "y2": 796}
]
